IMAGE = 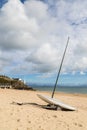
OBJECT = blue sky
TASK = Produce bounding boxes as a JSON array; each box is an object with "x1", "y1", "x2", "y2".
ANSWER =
[
  {"x1": 0, "y1": 0, "x2": 87, "y2": 86},
  {"x1": 0, "y1": 0, "x2": 7, "y2": 7}
]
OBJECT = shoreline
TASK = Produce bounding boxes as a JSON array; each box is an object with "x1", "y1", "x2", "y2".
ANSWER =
[
  {"x1": 32, "y1": 86, "x2": 87, "y2": 94},
  {"x1": 1, "y1": 88, "x2": 87, "y2": 97},
  {"x1": 33, "y1": 89, "x2": 87, "y2": 98}
]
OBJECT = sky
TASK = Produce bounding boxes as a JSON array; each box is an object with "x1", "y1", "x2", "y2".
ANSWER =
[{"x1": 0, "y1": 0, "x2": 87, "y2": 86}]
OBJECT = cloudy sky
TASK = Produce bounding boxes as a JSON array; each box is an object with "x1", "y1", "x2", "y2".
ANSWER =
[{"x1": 0, "y1": 0, "x2": 87, "y2": 85}]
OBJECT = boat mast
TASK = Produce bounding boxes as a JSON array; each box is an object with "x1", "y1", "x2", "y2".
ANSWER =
[{"x1": 51, "y1": 37, "x2": 70, "y2": 98}]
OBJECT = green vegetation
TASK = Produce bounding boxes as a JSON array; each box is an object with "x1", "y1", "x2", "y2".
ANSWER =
[{"x1": 0, "y1": 75, "x2": 34, "y2": 90}]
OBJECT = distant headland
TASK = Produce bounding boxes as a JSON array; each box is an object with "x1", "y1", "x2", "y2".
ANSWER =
[{"x1": 0, "y1": 75, "x2": 34, "y2": 90}]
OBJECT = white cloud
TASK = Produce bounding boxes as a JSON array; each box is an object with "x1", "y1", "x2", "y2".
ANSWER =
[
  {"x1": 0, "y1": 0, "x2": 87, "y2": 76},
  {"x1": 24, "y1": 0, "x2": 48, "y2": 21},
  {"x1": 0, "y1": 0, "x2": 39, "y2": 50},
  {"x1": 26, "y1": 43, "x2": 61, "y2": 73},
  {"x1": 80, "y1": 71, "x2": 85, "y2": 75}
]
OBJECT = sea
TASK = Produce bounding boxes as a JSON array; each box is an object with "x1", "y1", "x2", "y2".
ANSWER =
[{"x1": 29, "y1": 84, "x2": 87, "y2": 94}]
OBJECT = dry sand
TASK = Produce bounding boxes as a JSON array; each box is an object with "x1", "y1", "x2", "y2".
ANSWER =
[{"x1": 0, "y1": 89, "x2": 87, "y2": 130}]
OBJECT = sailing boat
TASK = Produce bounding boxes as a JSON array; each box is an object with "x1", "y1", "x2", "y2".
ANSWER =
[{"x1": 37, "y1": 37, "x2": 76, "y2": 111}]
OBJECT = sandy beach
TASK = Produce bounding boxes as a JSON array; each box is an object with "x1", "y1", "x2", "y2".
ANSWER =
[{"x1": 0, "y1": 89, "x2": 87, "y2": 130}]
